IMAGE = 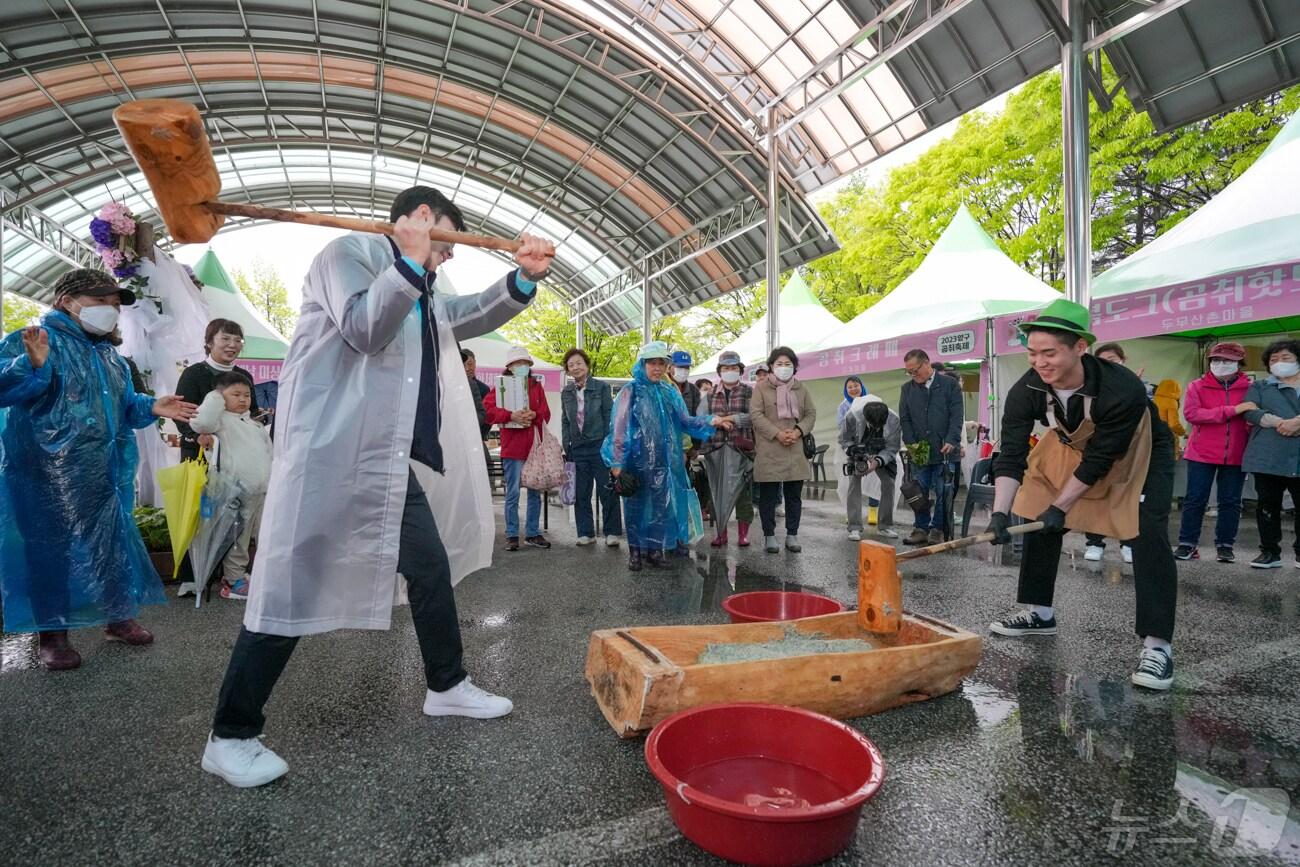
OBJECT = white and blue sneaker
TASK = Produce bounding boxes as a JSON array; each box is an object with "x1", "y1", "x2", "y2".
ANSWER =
[{"x1": 1131, "y1": 647, "x2": 1173, "y2": 691}]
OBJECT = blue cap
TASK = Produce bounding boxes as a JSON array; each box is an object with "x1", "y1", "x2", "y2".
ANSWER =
[{"x1": 671, "y1": 350, "x2": 693, "y2": 367}]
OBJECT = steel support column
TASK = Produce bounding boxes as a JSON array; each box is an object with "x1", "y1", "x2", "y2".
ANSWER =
[
  {"x1": 641, "y1": 259, "x2": 653, "y2": 344},
  {"x1": 575, "y1": 302, "x2": 585, "y2": 351},
  {"x1": 765, "y1": 107, "x2": 781, "y2": 353},
  {"x1": 1061, "y1": 0, "x2": 1092, "y2": 308}
]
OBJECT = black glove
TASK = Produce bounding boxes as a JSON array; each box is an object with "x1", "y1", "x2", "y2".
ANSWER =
[
  {"x1": 987, "y1": 511, "x2": 1012, "y2": 546},
  {"x1": 1036, "y1": 505, "x2": 1068, "y2": 535}
]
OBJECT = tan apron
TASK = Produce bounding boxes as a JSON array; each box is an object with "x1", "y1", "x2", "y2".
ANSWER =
[{"x1": 1013, "y1": 395, "x2": 1151, "y2": 540}]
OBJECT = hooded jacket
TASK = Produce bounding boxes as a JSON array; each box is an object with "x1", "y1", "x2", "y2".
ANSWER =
[
  {"x1": 1182, "y1": 371, "x2": 1250, "y2": 466},
  {"x1": 190, "y1": 390, "x2": 275, "y2": 495}
]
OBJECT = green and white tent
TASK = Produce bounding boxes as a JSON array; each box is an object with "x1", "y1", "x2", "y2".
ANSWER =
[
  {"x1": 692, "y1": 272, "x2": 843, "y2": 374},
  {"x1": 817, "y1": 204, "x2": 1060, "y2": 350},
  {"x1": 1092, "y1": 111, "x2": 1300, "y2": 338},
  {"x1": 190, "y1": 249, "x2": 290, "y2": 360}
]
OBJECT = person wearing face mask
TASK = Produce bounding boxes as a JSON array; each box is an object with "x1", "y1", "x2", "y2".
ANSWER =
[
  {"x1": 602, "y1": 342, "x2": 732, "y2": 570},
  {"x1": 176, "y1": 319, "x2": 260, "y2": 462},
  {"x1": 705, "y1": 351, "x2": 755, "y2": 547},
  {"x1": 1174, "y1": 342, "x2": 1252, "y2": 564},
  {"x1": 751, "y1": 347, "x2": 817, "y2": 553},
  {"x1": 0, "y1": 269, "x2": 198, "y2": 671},
  {"x1": 484, "y1": 346, "x2": 553, "y2": 552},
  {"x1": 560, "y1": 347, "x2": 621, "y2": 548},
  {"x1": 695, "y1": 379, "x2": 714, "y2": 417},
  {"x1": 1242, "y1": 339, "x2": 1300, "y2": 569}
]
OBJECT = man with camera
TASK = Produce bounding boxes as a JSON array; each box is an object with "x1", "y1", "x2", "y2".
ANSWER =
[{"x1": 839, "y1": 395, "x2": 902, "y2": 541}]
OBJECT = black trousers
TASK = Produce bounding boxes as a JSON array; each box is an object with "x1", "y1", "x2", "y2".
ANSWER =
[
  {"x1": 1017, "y1": 447, "x2": 1178, "y2": 642},
  {"x1": 1254, "y1": 473, "x2": 1300, "y2": 558},
  {"x1": 211, "y1": 470, "x2": 467, "y2": 739},
  {"x1": 758, "y1": 481, "x2": 803, "y2": 536}
]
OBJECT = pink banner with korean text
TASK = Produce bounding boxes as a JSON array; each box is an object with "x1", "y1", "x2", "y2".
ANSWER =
[
  {"x1": 805, "y1": 319, "x2": 988, "y2": 380},
  {"x1": 241, "y1": 359, "x2": 284, "y2": 383},
  {"x1": 993, "y1": 262, "x2": 1300, "y2": 354}
]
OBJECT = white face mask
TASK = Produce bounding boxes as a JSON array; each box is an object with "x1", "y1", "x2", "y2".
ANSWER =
[
  {"x1": 720, "y1": 370, "x2": 741, "y2": 385},
  {"x1": 510, "y1": 364, "x2": 531, "y2": 379},
  {"x1": 672, "y1": 368, "x2": 689, "y2": 383},
  {"x1": 1271, "y1": 360, "x2": 1300, "y2": 379},
  {"x1": 773, "y1": 365, "x2": 795, "y2": 382},
  {"x1": 71, "y1": 302, "x2": 119, "y2": 336},
  {"x1": 1210, "y1": 361, "x2": 1239, "y2": 378}
]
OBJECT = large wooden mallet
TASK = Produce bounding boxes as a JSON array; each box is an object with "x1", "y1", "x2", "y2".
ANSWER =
[
  {"x1": 857, "y1": 522, "x2": 1045, "y2": 636},
  {"x1": 112, "y1": 99, "x2": 523, "y2": 252}
]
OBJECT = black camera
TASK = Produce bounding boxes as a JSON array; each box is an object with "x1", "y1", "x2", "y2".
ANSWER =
[{"x1": 843, "y1": 444, "x2": 876, "y2": 477}]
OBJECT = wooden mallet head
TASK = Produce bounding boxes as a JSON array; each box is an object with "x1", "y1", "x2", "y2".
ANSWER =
[
  {"x1": 113, "y1": 99, "x2": 226, "y2": 244},
  {"x1": 858, "y1": 539, "x2": 903, "y2": 635}
]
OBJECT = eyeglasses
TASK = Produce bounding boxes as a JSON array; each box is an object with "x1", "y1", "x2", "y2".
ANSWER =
[{"x1": 216, "y1": 335, "x2": 245, "y2": 345}]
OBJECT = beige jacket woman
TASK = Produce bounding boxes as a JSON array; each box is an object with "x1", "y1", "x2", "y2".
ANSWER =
[{"x1": 751, "y1": 376, "x2": 817, "y2": 483}]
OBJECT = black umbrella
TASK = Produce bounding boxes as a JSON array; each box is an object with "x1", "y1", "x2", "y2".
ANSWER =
[{"x1": 701, "y1": 444, "x2": 753, "y2": 530}]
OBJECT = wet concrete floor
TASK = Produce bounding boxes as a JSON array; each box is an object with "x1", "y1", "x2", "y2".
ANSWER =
[{"x1": 2, "y1": 486, "x2": 1300, "y2": 865}]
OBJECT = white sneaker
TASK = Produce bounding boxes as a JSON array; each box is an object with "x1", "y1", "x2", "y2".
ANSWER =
[
  {"x1": 201, "y1": 733, "x2": 289, "y2": 788},
  {"x1": 423, "y1": 677, "x2": 513, "y2": 719},
  {"x1": 877, "y1": 527, "x2": 900, "y2": 539},
  {"x1": 575, "y1": 536, "x2": 596, "y2": 546},
  {"x1": 1122, "y1": 545, "x2": 1133, "y2": 564},
  {"x1": 848, "y1": 529, "x2": 862, "y2": 541},
  {"x1": 775, "y1": 506, "x2": 785, "y2": 517},
  {"x1": 1084, "y1": 545, "x2": 1104, "y2": 562},
  {"x1": 605, "y1": 536, "x2": 621, "y2": 548}
]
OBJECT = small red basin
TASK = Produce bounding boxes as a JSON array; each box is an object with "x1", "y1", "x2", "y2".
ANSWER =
[{"x1": 722, "y1": 591, "x2": 845, "y2": 623}]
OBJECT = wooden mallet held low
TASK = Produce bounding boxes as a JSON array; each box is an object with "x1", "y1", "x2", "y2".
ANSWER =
[
  {"x1": 858, "y1": 521, "x2": 1045, "y2": 635},
  {"x1": 112, "y1": 99, "x2": 524, "y2": 252}
]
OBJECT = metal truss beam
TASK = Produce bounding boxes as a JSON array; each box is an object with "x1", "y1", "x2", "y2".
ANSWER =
[
  {"x1": 1, "y1": 200, "x2": 101, "y2": 274},
  {"x1": 1083, "y1": 0, "x2": 1196, "y2": 53}
]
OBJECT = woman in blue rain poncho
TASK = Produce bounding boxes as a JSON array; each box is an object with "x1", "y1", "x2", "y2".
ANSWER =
[
  {"x1": 0, "y1": 269, "x2": 197, "y2": 671},
  {"x1": 602, "y1": 341, "x2": 731, "y2": 571}
]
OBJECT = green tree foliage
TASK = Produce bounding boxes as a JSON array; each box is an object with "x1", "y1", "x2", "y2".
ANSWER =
[
  {"x1": 807, "y1": 67, "x2": 1300, "y2": 318},
  {"x1": 2, "y1": 295, "x2": 44, "y2": 335},
  {"x1": 232, "y1": 259, "x2": 297, "y2": 336}
]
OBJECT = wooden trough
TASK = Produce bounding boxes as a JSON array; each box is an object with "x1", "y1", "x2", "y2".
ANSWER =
[{"x1": 585, "y1": 610, "x2": 981, "y2": 738}]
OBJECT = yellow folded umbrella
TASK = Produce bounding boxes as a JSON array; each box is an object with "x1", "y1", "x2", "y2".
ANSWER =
[{"x1": 156, "y1": 453, "x2": 207, "y2": 577}]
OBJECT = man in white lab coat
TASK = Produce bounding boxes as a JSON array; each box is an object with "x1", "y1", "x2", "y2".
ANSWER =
[{"x1": 201, "y1": 186, "x2": 554, "y2": 788}]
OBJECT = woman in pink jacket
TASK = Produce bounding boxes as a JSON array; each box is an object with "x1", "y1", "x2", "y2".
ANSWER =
[{"x1": 1175, "y1": 342, "x2": 1254, "y2": 563}]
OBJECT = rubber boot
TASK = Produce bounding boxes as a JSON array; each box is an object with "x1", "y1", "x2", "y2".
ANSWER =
[
  {"x1": 785, "y1": 535, "x2": 803, "y2": 553},
  {"x1": 627, "y1": 547, "x2": 643, "y2": 572},
  {"x1": 645, "y1": 549, "x2": 671, "y2": 569},
  {"x1": 37, "y1": 631, "x2": 82, "y2": 671},
  {"x1": 737, "y1": 522, "x2": 751, "y2": 547},
  {"x1": 764, "y1": 536, "x2": 779, "y2": 554},
  {"x1": 711, "y1": 527, "x2": 729, "y2": 547}
]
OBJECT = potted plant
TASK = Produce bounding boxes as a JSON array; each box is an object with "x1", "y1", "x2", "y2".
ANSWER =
[{"x1": 134, "y1": 505, "x2": 175, "y2": 580}]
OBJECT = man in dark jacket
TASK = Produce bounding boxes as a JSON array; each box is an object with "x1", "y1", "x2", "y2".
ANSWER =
[
  {"x1": 898, "y1": 349, "x2": 963, "y2": 544},
  {"x1": 561, "y1": 348, "x2": 622, "y2": 547},
  {"x1": 984, "y1": 299, "x2": 1177, "y2": 692},
  {"x1": 461, "y1": 347, "x2": 491, "y2": 441}
]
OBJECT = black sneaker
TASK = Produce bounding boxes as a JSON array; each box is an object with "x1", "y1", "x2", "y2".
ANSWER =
[
  {"x1": 1173, "y1": 544, "x2": 1198, "y2": 561},
  {"x1": 1251, "y1": 552, "x2": 1283, "y2": 569},
  {"x1": 989, "y1": 611, "x2": 1057, "y2": 637},
  {"x1": 1131, "y1": 647, "x2": 1173, "y2": 691},
  {"x1": 506, "y1": 537, "x2": 519, "y2": 552},
  {"x1": 1216, "y1": 546, "x2": 1235, "y2": 563},
  {"x1": 524, "y1": 535, "x2": 552, "y2": 549}
]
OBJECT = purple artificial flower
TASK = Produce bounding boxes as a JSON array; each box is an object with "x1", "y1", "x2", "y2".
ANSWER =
[{"x1": 89, "y1": 218, "x2": 115, "y2": 248}]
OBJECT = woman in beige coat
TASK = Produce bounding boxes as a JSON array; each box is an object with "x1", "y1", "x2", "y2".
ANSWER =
[{"x1": 751, "y1": 346, "x2": 817, "y2": 553}]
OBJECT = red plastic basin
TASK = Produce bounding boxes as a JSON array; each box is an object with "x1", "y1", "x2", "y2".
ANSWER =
[
  {"x1": 645, "y1": 703, "x2": 885, "y2": 866},
  {"x1": 722, "y1": 591, "x2": 845, "y2": 624}
]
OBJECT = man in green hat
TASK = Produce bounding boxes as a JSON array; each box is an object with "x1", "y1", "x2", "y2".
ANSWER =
[{"x1": 984, "y1": 299, "x2": 1178, "y2": 690}]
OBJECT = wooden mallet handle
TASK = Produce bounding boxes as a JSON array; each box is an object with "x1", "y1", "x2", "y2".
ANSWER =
[
  {"x1": 897, "y1": 521, "x2": 1045, "y2": 562},
  {"x1": 204, "y1": 202, "x2": 523, "y2": 253}
]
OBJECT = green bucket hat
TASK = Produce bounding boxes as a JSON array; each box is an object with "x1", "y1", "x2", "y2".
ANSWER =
[
  {"x1": 1017, "y1": 298, "x2": 1096, "y2": 346},
  {"x1": 637, "y1": 340, "x2": 671, "y2": 362}
]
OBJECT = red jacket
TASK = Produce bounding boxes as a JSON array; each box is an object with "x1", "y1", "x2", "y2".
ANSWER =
[
  {"x1": 483, "y1": 377, "x2": 551, "y2": 460},
  {"x1": 1182, "y1": 371, "x2": 1250, "y2": 466}
]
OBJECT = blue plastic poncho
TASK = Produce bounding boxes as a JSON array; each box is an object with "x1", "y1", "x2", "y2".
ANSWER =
[
  {"x1": 601, "y1": 358, "x2": 717, "y2": 553},
  {"x1": 0, "y1": 311, "x2": 167, "y2": 632}
]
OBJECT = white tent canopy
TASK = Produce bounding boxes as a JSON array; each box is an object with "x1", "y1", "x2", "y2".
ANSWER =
[
  {"x1": 692, "y1": 272, "x2": 843, "y2": 374},
  {"x1": 817, "y1": 205, "x2": 1061, "y2": 350},
  {"x1": 461, "y1": 329, "x2": 562, "y2": 373}
]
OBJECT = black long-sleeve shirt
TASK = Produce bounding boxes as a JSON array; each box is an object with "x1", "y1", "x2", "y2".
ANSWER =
[{"x1": 994, "y1": 354, "x2": 1155, "y2": 487}]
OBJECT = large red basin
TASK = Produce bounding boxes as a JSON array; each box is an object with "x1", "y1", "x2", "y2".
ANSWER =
[
  {"x1": 722, "y1": 591, "x2": 845, "y2": 624},
  {"x1": 645, "y1": 703, "x2": 885, "y2": 866}
]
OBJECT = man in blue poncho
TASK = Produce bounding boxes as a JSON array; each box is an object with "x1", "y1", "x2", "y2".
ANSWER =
[
  {"x1": 602, "y1": 341, "x2": 731, "y2": 570},
  {"x1": 0, "y1": 269, "x2": 198, "y2": 671}
]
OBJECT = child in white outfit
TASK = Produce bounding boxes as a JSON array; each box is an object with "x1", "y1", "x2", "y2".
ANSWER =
[{"x1": 189, "y1": 373, "x2": 273, "y2": 601}]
